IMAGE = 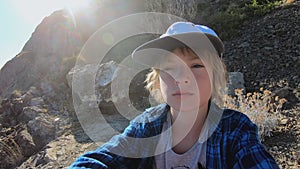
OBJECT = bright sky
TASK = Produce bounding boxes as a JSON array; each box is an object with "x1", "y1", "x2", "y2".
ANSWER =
[{"x1": 0, "y1": 0, "x2": 91, "y2": 69}]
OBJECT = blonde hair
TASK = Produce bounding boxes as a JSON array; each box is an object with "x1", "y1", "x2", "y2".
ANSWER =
[{"x1": 145, "y1": 47, "x2": 228, "y2": 106}]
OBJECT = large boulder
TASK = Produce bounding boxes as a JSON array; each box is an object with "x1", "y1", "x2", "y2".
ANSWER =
[
  {"x1": 67, "y1": 60, "x2": 152, "y2": 143},
  {"x1": 227, "y1": 72, "x2": 246, "y2": 96}
]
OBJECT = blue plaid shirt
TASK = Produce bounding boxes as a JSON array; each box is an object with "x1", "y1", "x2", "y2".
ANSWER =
[{"x1": 70, "y1": 103, "x2": 279, "y2": 169}]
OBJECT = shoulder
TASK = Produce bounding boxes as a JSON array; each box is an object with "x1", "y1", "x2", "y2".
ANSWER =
[
  {"x1": 131, "y1": 103, "x2": 169, "y2": 124},
  {"x1": 215, "y1": 109, "x2": 261, "y2": 152},
  {"x1": 218, "y1": 109, "x2": 257, "y2": 133},
  {"x1": 122, "y1": 103, "x2": 169, "y2": 137},
  {"x1": 222, "y1": 109, "x2": 250, "y2": 120}
]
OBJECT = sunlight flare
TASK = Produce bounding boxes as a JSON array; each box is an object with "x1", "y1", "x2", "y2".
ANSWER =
[{"x1": 10, "y1": 0, "x2": 91, "y2": 24}]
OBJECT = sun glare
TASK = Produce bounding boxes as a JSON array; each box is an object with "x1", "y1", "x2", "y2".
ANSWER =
[
  {"x1": 11, "y1": 0, "x2": 91, "y2": 24},
  {"x1": 60, "y1": 0, "x2": 91, "y2": 10}
]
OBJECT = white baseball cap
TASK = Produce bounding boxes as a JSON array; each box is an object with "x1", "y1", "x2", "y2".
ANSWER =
[{"x1": 132, "y1": 22, "x2": 224, "y2": 65}]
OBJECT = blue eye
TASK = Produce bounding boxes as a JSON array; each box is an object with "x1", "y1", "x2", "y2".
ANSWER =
[{"x1": 191, "y1": 64, "x2": 204, "y2": 68}]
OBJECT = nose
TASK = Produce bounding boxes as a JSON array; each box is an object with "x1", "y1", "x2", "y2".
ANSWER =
[
  {"x1": 173, "y1": 66, "x2": 191, "y2": 85},
  {"x1": 175, "y1": 76, "x2": 189, "y2": 84}
]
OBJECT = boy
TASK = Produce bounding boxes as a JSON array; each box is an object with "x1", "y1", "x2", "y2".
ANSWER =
[{"x1": 70, "y1": 22, "x2": 279, "y2": 168}]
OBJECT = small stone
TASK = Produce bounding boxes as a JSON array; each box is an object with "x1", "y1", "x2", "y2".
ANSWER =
[
  {"x1": 272, "y1": 146, "x2": 279, "y2": 151},
  {"x1": 287, "y1": 161, "x2": 294, "y2": 166},
  {"x1": 286, "y1": 153, "x2": 292, "y2": 159},
  {"x1": 280, "y1": 118, "x2": 289, "y2": 125},
  {"x1": 56, "y1": 150, "x2": 63, "y2": 157},
  {"x1": 239, "y1": 42, "x2": 250, "y2": 48},
  {"x1": 292, "y1": 57, "x2": 298, "y2": 61}
]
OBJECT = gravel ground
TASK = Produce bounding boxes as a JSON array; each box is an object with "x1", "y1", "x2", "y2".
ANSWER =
[{"x1": 224, "y1": 2, "x2": 300, "y2": 168}]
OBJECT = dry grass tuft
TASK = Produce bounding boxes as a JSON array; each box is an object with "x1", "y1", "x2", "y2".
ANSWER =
[{"x1": 224, "y1": 88, "x2": 286, "y2": 140}]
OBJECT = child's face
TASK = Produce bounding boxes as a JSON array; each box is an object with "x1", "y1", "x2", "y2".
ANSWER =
[{"x1": 158, "y1": 48, "x2": 212, "y2": 112}]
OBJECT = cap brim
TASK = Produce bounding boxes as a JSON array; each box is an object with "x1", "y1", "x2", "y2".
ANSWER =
[{"x1": 132, "y1": 32, "x2": 224, "y2": 66}]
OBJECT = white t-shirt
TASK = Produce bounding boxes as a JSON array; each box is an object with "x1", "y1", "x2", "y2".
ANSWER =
[{"x1": 154, "y1": 114, "x2": 207, "y2": 169}]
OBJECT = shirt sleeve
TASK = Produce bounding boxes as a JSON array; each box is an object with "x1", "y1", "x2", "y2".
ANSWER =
[
  {"x1": 231, "y1": 114, "x2": 280, "y2": 169},
  {"x1": 68, "y1": 104, "x2": 167, "y2": 169},
  {"x1": 68, "y1": 121, "x2": 144, "y2": 169}
]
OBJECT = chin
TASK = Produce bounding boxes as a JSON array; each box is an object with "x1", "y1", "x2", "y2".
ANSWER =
[{"x1": 168, "y1": 101, "x2": 200, "y2": 112}]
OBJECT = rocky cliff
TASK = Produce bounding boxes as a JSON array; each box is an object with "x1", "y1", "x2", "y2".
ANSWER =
[{"x1": 0, "y1": 10, "x2": 82, "y2": 98}]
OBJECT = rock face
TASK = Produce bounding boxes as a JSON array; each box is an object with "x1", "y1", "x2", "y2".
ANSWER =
[{"x1": 0, "y1": 10, "x2": 83, "y2": 98}]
